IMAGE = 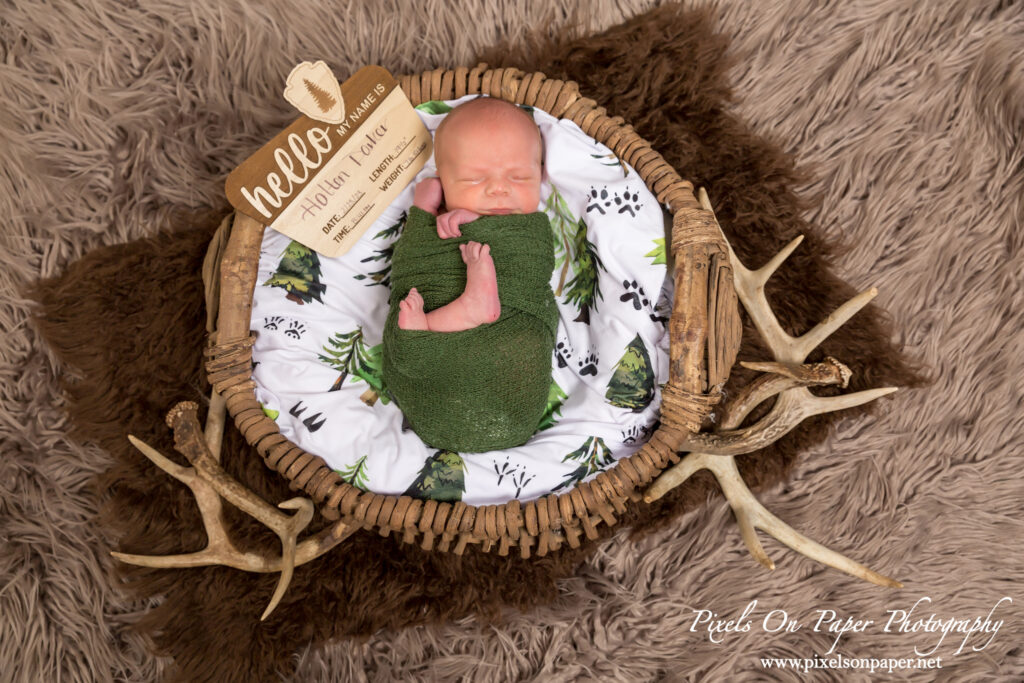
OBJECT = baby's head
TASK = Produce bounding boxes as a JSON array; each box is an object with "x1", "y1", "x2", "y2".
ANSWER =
[{"x1": 433, "y1": 97, "x2": 543, "y2": 215}]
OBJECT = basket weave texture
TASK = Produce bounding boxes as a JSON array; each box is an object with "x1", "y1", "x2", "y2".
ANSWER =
[{"x1": 204, "y1": 65, "x2": 742, "y2": 558}]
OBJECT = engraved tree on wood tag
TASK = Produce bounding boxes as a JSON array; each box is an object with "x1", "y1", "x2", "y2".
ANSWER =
[{"x1": 284, "y1": 61, "x2": 345, "y2": 124}]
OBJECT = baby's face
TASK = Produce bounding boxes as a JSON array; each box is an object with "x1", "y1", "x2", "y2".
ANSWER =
[{"x1": 436, "y1": 110, "x2": 542, "y2": 215}]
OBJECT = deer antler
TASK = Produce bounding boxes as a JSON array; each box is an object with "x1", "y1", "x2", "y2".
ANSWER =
[
  {"x1": 112, "y1": 401, "x2": 356, "y2": 620},
  {"x1": 645, "y1": 188, "x2": 901, "y2": 588}
]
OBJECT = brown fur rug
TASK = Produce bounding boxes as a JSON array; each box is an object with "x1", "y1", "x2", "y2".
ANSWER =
[{"x1": 5, "y1": 1, "x2": 1021, "y2": 681}]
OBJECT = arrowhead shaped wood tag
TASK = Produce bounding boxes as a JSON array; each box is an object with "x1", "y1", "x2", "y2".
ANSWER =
[
  {"x1": 283, "y1": 60, "x2": 346, "y2": 124},
  {"x1": 226, "y1": 64, "x2": 432, "y2": 257}
]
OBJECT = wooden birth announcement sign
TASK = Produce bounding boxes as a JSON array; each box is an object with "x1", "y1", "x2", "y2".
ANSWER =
[{"x1": 226, "y1": 63, "x2": 432, "y2": 257}]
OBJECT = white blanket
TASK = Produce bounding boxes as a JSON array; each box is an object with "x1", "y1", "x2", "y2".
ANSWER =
[{"x1": 251, "y1": 96, "x2": 672, "y2": 505}]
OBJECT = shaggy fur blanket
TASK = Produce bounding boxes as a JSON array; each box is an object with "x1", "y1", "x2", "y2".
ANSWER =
[{"x1": 3, "y1": 1, "x2": 1021, "y2": 682}]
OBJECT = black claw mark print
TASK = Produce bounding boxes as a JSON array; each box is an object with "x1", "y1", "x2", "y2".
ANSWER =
[
  {"x1": 620, "y1": 280, "x2": 650, "y2": 311},
  {"x1": 285, "y1": 320, "x2": 306, "y2": 339},
  {"x1": 263, "y1": 315, "x2": 284, "y2": 330},
  {"x1": 289, "y1": 401, "x2": 327, "y2": 433},
  {"x1": 578, "y1": 350, "x2": 599, "y2": 376},
  {"x1": 586, "y1": 186, "x2": 644, "y2": 217}
]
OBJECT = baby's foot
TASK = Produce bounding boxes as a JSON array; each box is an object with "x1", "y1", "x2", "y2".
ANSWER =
[
  {"x1": 398, "y1": 288, "x2": 429, "y2": 330},
  {"x1": 459, "y1": 241, "x2": 501, "y2": 324}
]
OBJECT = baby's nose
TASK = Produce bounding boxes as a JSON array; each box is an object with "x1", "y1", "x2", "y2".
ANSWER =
[{"x1": 486, "y1": 179, "x2": 509, "y2": 194}]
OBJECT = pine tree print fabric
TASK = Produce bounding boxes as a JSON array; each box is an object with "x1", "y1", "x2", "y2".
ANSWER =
[{"x1": 250, "y1": 95, "x2": 670, "y2": 506}]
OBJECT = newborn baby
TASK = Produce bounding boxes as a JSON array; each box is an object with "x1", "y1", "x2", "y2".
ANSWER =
[
  {"x1": 381, "y1": 97, "x2": 558, "y2": 453},
  {"x1": 397, "y1": 97, "x2": 543, "y2": 332}
]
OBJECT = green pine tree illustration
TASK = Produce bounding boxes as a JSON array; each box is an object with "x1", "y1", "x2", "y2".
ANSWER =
[
  {"x1": 645, "y1": 238, "x2": 667, "y2": 265},
  {"x1": 354, "y1": 213, "x2": 405, "y2": 287},
  {"x1": 259, "y1": 403, "x2": 280, "y2": 420},
  {"x1": 605, "y1": 334, "x2": 655, "y2": 412},
  {"x1": 318, "y1": 327, "x2": 389, "y2": 402},
  {"x1": 335, "y1": 455, "x2": 370, "y2": 490},
  {"x1": 263, "y1": 240, "x2": 327, "y2": 305},
  {"x1": 536, "y1": 379, "x2": 568, "y2": 431},
  {"x1": 562, "y1": 216, "x2": 605, "y2": 324},
  {"x1": 415, "y1": 100, "x2": 453, "y2": 115},
  {"x1": 552, "y1": 436, "x2": 614, "y2": 491},
  {"x1": 545, "y1": 185, "x2": 607, "y2": 323},
  {"x1": 546, "y1": 183, "x2": 576, "y2": 297},
  {"x1": 303, "y1": 77, "x2": 337, "y2": 112},
  {"x1": 403, "y1": 450, "x2": 466, "y2": 501}
]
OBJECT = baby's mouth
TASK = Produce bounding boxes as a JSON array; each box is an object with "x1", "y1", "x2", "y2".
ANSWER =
[{"x1": 485, "y1": 208, "x2": 514, "y2": 214}]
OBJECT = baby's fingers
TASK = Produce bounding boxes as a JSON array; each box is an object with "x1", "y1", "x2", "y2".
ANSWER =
[
  {"x1": 436, "y1": 215, "x2": 452, "y2": 239},
  {"x1": 445, "y1": 214, "x2": 462, "y2": 238},
  {"x1": 438, "y1": 215, "x2": 462, "y2": 239}
]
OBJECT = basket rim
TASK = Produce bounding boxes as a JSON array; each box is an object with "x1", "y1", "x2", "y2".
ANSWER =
[{"x1": 205, "y1": 64, "x2": 739, "y2": 558}]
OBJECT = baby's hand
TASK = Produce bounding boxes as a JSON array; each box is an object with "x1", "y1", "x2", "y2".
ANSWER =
[
  {"x1": 436, "y1": 208, "x2": 480, "y2": 239},
  {"x1": 413, "y1": 177, "x2": 443, "y2": 215}
]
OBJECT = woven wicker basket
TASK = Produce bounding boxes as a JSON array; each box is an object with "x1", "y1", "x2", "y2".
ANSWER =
[{"x1": 204, "y1": 65, "x2": 742, "y2": 559}]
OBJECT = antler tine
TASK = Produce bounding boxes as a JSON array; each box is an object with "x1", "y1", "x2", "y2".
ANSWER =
[
  {"x1": 122, "y1": 434, "x2": 233, "y2": 549},
  {"x1": 681, "y1": 385, "x2": 898, "y2": 456},
  {"x1": 799, "y1": 385, "x2": 899, "y2": 416},
  {"x1": 113, "y1": 403, "x2": 356, "y2": 620},
  {"x1": 698, "y1": 187, "x2": 881, "y2": 364},
  {"x1": 696, "y1": 452, "x2": 902, "y2": 587},
  {"x1": 794, "y1": 287, "x2": 878, "y2": 362}
]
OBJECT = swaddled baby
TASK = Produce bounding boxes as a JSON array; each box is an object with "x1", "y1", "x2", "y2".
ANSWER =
[{"x1": 382, "y1": 97, "x2": 558, "y2": 452}]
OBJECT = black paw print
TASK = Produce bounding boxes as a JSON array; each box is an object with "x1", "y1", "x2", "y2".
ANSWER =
[
  {"x1": 622, "y1": 420, "x2": 659, "y2": 444},
  {"x1": 619, "y1": 280, "x2": 650, "y2": 311},
  {"x1": 263, "y1": 315, "x2": 284, "y2": 330},
  {"x1": 613, "y1": 189, "x2": 643, "y2": 217},
  {"x1": 285, "y1": 320, "x2": 306, "y2": 339},
  {"x1": 586, "y1": 186, "x2": 643, "y2": 217},
  {"x1": 578, "y1": 350, "x2": 599, "y2": 376},
  {"x1": 586, "y1": 186, "x2": 610, "y2": 215},
  {"x1": 555, "y1": 337, "x2": 573, "y2": 368}
]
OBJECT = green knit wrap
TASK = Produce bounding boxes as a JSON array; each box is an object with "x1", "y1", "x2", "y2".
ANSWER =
[{"x1": 382, "y1": 207, "x2": 558, "y2": 452}]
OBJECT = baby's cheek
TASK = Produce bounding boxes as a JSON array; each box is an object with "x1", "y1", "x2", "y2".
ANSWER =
[{"x1": 522, "y1": 185, "x2": 542, "y2": 212}]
